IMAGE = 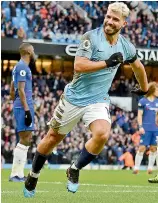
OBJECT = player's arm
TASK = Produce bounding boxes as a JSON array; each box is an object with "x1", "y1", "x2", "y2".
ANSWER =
[
  {"x1": 137, "y1": 109, "x2": 145, "y2": 134},
  {"x1": 74, "y1": 56, "x2": 106, "y2": 73},
  {"x1": 10, "y1": 81, "x2": 15, "y2": 100},
  {"x1": 74, "y1": 53, "x2": 123, "y2": 73},
  {"x1": 156, "y1": 111, "x2": 158, "y2": 126},
  {"x1": 18, "y1": 81, "x2": 32, "y2": 126},
  {"x1": 74, "y1": 32, "x2": 123, "y2": 73},
  {"x1": 18, "y1": 82, "x2": 29, "y2": 111},
  {"x1": 130, "y1": 59, "x2": 148, "y2": 92}
]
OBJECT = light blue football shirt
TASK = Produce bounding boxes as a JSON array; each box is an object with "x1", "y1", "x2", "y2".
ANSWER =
[{"x1": 64, "y1": 27, "x2": 136, "y2": 107}]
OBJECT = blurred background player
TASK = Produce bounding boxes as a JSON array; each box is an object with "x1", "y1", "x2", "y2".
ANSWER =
[
  {"x1": 23, "y1": 2, "x2": 148, "y2": 197},
  {"x1": 119, "y1": 148, "x2": 134, "y2": 170},
  {"x1": 148, "y1": 112, "x2": 158, "y2": 183},
  {"x1": 148, "y1": 174, "x2": 158, "y2": 183},
  {"x1": 133, "y1": 82, "x2": 158, "y2": 174},
  {"x1": 9, "y1": 43, "x2": 36, "y2": 182}
]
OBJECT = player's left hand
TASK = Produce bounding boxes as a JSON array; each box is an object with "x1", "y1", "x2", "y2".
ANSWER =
[
  {"x1": 25, "y1": 110, "x2": 32, "y2": 126},
  {"x1": 131, "y1": 86, "x2": 148, "y2": 96}
]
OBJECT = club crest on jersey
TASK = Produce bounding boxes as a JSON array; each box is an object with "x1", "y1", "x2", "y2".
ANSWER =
[
  {"x1": 20, "y1": 70, "x2": 26, "y2": 76},
  {"x1": 156, "y1": 103, "x2": 158, "y2": 107},
  {"x1": 83, "y1": 40, "x2": 91, "y2": 50}
]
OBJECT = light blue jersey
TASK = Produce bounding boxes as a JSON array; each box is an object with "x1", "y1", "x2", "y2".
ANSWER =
[{"x1": 64, "y1": 27, "x2": 136, "y2": 106}]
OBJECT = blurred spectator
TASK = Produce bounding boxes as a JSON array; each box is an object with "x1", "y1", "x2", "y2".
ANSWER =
[
  {"x1": 131, "y1": 131, "x2": 141, "y2": 147},
  {"x1": 9, "y1": 2, "x2": 16, "y2": 17},
  {"x1": 17, "y1": 27, "x2": 26, "y2": 39},
  {"x1": 119, "y1": 148, "x2": 134, "y2": 169},
  {"x1": 1, "y1": 1, "x2": 157, "y2": 47}
]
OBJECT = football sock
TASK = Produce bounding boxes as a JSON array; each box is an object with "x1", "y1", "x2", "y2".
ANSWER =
[
  {"x1": 148, "y1": 151, "x2": 157, "y2": 170},
  {"x1": 74, "y1": 146, "x2": 96, "y2": 170},
  {"x1": 31, "y1": 151, "x2": 48, "y2": 175},
  {"x1": 10, "y1": 143, "x2": 29, "y2": 178},
  {"x1": 134, "y1": 151, "x2": 144, "y2": 170}
]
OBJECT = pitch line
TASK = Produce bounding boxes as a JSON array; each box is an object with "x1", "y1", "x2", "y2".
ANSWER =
[
  {"x1": 3, "y1": 180, "x2": 158, "y2": 189},
  {"x1": 37, "y1": 181, "x2": 158, "y2": 189}
]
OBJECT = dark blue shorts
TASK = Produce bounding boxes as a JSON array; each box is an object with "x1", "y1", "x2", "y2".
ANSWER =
[
  {"x1": 140, "y1": 131, "x2": 158, "y2": 146},
  {"x1": 13, "y1": 105, "x2": 34, "y2": 133}
]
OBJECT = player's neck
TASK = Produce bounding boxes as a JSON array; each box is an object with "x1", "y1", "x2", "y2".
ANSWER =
[
  {"x1": 21, "y1": 56, "x2": 30, "y2": 65},
  {"x1": 104, "y1": 32, "x2": 119, "y2": 45},
  {"x1": 147, "y1": 95, "x2": 155, "y2": 102}
]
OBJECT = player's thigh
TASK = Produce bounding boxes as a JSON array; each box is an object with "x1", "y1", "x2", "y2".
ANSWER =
[
  {"x1": 150, "y1": 131, "x2": 158, "y2": 146},
  {"x1": 13, "y1": 106, "x2": 34, "y2": 133},
  {"x1": 83, "y1": 103, "x2": 111, "y2": 136},
  {"x1": 140, "y1": 131, "x2": 152, "y2": 146},
  {"x1": 48, "y1": 94, "x2": 84, "y2": 134}
]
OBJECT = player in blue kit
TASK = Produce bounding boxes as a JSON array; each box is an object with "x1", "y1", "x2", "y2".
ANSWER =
[
  {"x1": 148, "y1": 111, "x2": 158, "y2": 183},
  {"x1": 133, "y1": 82, "x2": 158, "y2": 174},
  {"x1": 9, "y1": 43, "x2": 36, "y2": 182},
  {"x1": 23, "y1": 2, "x2": 148, "y2": 197}
]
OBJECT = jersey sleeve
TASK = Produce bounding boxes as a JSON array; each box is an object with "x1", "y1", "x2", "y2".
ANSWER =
[
  {"x1": 125, "y1": 41, "x2": 137, "y2": 63},
  {"x1": 138, "y1": 98, "x2": 145, "y2": 110},
  {"x1": 16, "y1": 64, "x2": 27, "y2": 82},
  {"x1": 75, "y1": 32, "x2": 94, "y2": 59}
]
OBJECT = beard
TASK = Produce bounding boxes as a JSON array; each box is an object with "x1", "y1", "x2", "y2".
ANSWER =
[
  {"x1": 29, "y1": 55, "x2": 36, "y2": 68},
  {"x1": 103, "y1": 22, "x2": 122, "y2": 36}
]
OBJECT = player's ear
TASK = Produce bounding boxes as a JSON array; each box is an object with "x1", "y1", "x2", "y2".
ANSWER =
[
  {"x1": 123, "y1": 21, "x2": 127, "y2": 28},
  {"x1": 27, "y1": 50, "x2": 32, "y2": 56}
]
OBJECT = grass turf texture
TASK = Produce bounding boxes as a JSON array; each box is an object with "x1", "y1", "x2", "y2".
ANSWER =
[{"x1": 2, "y1": 169, "x2": 158, "y2": 203}]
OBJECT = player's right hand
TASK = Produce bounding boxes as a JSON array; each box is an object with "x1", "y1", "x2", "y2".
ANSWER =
[
  {"x1": 25, "y1": 110, "x2": 32, "y2": 126},
  {"x1": 105, "y1": 52, "x2": 123, "y2": 67},
  {"x1": 139, "y1": 127, "x2": 145, "y2": 135}
]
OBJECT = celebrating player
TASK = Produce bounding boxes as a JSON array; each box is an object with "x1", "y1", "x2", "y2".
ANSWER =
[
  {"x1": 9, "y1": 43, "x2": 36, "y2": 182},
  {"x1": 133, "y1": 82, "x2": 158, "y2": 174},
  {"x1": 23, "y1": 2, "x2": 148, "y2": 197}
]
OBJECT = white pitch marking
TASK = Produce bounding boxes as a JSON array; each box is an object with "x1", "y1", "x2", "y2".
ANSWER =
[
  {"x1": 37, "y1": 181, "x2": 158, "y2": 189},
  {"x1": 3, "y1": 180, "x2": 158, "y2": 189}
]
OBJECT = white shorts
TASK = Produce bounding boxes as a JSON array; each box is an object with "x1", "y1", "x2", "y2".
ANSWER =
[{"x1": 47, "y1": 94, "x2": 111, "y2": 135}]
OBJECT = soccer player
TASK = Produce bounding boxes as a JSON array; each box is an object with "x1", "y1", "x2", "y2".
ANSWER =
[
  {"x1": 133, "y1": 82, "x2": 158, "y2": 174},
  {"x1": 148, "y1": 174, "x2": 158, "y2": 183},
  {"x1": 9, "y1": 43, "x2": 36, "y2": 182},
  {"x1": 148, "y1": 112, "x2": 158, "y2": 183},
  {"x1": 23, "y1": 2, "x2": 148, "y2": 197}
]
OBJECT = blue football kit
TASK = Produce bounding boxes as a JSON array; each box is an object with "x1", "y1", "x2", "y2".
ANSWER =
[
  {"x1": 12, "y1": 59, "x2": 34, "y2": 132},
  {"x1": 138, "y1": 97, "x2": 158, "y2": 146}
]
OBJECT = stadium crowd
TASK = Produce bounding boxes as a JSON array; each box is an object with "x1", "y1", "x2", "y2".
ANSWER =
[
  {"x1": 1, "y1": 74, "x2": 149, "y2": 166},
  {"x1": 1, "y1": 1, "x2": 158, "y2": 47}
]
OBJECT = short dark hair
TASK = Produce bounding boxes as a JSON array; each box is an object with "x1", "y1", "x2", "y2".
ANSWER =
[{"x1": 19, "y1": 43, "x2": 33, "y2": 56}]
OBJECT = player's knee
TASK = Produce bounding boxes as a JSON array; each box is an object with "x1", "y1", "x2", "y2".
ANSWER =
[
  {"x1": 20, "y1": 137, "x2": 31, "y2": 146},
  {"x1": 47, "y1": 128, "x2": 65, "y2": 145},
  {"x1": 138, "y1": 146, "x2": 146, "y2": 152},
  {"x1": 149, "y1": 146, "x2": 157, "y2": 152},
  {"x1": 94, "y1": 130, "x2": 110, "y2": 143},
  {"x1": 19, "y1": 132, "x2": 32, "y2": 146}
]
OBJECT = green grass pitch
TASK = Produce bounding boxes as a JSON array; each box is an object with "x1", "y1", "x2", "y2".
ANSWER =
[{"x1": 1, "y1": 169, "x2": 158, "y2": 203}]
